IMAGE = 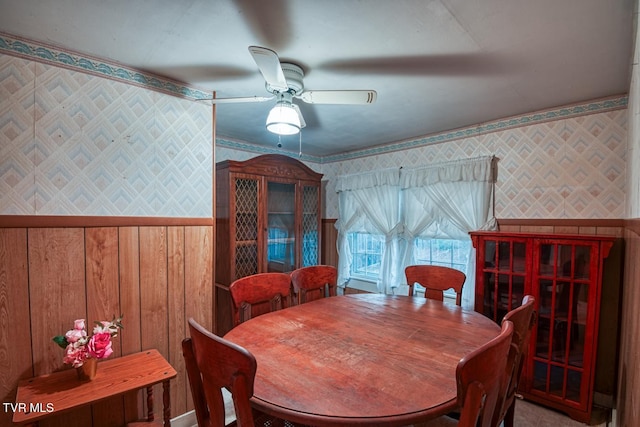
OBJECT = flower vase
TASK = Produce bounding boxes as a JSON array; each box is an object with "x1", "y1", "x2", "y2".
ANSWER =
[{"x1": 76, "y1": 358, "x2": 98, "y2": 381}]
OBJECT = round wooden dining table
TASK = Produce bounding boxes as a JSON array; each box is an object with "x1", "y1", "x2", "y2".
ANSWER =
[{"x1": 223, "y1": 293, "x2": 501, "y2": 427}]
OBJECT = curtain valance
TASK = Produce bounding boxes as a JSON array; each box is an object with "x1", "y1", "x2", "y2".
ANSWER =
[
  {"x1": 335, "y1": 168, "x2": 400, "y2": 193},
  {"x1": 400, "y1": 155, "x2": 496, "y2": 188}
]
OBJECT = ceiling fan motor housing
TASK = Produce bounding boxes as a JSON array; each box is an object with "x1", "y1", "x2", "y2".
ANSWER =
[{"x1": 266, "y1": 62, "x2": 304, "y2": 95}]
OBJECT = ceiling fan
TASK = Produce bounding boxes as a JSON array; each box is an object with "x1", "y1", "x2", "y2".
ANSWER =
[{"x1": 209, "y1": 46, "x2": 377, "y2": 135}]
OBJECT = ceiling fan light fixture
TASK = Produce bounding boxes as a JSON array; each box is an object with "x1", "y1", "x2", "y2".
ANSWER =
[{"x1": 266, "y1": 101, "x2": 301, "y2": 135}]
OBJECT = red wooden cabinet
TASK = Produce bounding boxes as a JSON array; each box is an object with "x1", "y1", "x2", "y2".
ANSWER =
[{"x1": 470, "y1": 231, "x2": 614, "y2": 423}]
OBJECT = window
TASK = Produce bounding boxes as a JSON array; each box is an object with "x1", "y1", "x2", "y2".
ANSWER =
[
  {"x1": 413, "y1": 238, "x2": 470, "y2": 272},
  {"x1": 336, "y1": 156, "x2": 495, "y2": 300},
  {"x1": 412, "y1": 237, "x2": 470, "y2": 298},
  {"x1": 348, "y1": 233, "x2": 470, "y2": 282},
  {"x1": 348, "y1": 232, "x2": 385, "y2": 280}
]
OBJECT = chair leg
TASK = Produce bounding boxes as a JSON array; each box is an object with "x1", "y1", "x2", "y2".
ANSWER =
[{"x1": 503, "y1": 400, "x2": 516, "y2": 427}]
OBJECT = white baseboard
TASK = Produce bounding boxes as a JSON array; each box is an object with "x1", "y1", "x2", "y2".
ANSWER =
[
  {"x1": 609, "y1": 409, "x2": 616, "y2": 427},
  {"x1": 170, "y1": 388, "x2": 235, "y2": 427},
  {"x1": 170, "y1": 410, "x2": 197, "y2": 427}
]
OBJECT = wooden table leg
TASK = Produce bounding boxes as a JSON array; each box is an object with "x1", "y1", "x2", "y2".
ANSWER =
[
  {"x1": 163, "y1": 380, "x2": 172, "y2": 426},
  {"x1": 145, "y1": 386, "x2": 154, "y2": 422}
]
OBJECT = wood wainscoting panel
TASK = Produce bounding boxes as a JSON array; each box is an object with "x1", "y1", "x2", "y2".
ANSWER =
[
  {"x1": 28, "y1": 228, "x2": 91, "y2": 427},
  {"x1": 184, "y1": 226, "x2": 213, "y2": 330},
  {"x1": 86, "y1": 227, "x2": 125, "y2": 427},
  {"x1": 118, "y1": 227, "x2": 142, "y2": 355},
  {"x1": 0, "y1": 228, "x2": 31, "y2": 427},
  {"x1": 118, "y1": 226, "x2": 145, "y2": 423},
  {"x1": 321, "y1": 219, "x2": 338, "y2": 267},
  {"x1": 0, "y1": 221, "x2": 214, "y2": 426},
  {"x1": 167, "y1": 226, "x2": 187, "y2": 416},
  {"x1": 183, "y1": 226, "x2": 214, "y2": 412},
  {"x1": 139, "y1": 227, "x2": 169, "y2": 354},
  {"x1": 28, "y1": 228, "x2": 86, "y2": 374},
  {"x1": 139, "y1": 227, "x2": 169, "y2": 422}
]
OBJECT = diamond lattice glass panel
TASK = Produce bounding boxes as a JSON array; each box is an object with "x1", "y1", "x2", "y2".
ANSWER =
[
  {"x1": 236, "y1": 243, "x2": 258, "y2": 278},
  {"x1": 234, "y1": 178, "x2": 258, "y2": 278},
  {"x1": 302, "y1": 185, "x2": 319, "y2": 266}
]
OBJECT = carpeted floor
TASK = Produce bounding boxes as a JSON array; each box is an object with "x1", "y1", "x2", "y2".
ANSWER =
[{"x1": 410, "y1": 399, "x2": 611, "y2": 427}]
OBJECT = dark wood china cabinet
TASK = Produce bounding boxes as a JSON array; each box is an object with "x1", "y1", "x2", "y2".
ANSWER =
[
  {"x1": 470, "y1": 231, "x2": 616, "y2": 424},
  {"x1": 214, "y1": 154, "x2": 323, "y2": 335}
]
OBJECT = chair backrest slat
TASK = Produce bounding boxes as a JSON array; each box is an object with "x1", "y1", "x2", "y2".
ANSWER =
[
  {"x1": 457, "y1": 320, "x2": 514, "y2": 427},
  {"x1": 229, "y1": 272, "x2": 293, "y2": 326},
  {"x1": 182, "y1": 318, "x2": 257, "y2": 427},
  {"x1": 405, "y1": 265, "x2": 466, "y2": 305},
  {"x1": 492, "y1": 295, "x2": 537, "y2": 427},
  {"x1": 290, "y1": 265, "x2": 338, "y2": 304}
]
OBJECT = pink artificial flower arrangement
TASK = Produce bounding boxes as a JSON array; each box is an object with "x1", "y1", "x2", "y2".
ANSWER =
[{"x1": 53, "y1": 315, "x2": 123, "y2": 368}]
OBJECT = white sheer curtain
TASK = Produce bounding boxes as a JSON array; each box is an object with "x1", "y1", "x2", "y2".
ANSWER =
[
  {"x1": 335, "y1": 156, "x2": 497, "y2": 305},
  {"x1": 399, "y1": 156, "x2": 498, "y2": 309},
  {"x1": 335, "y1": 168, "x2": 402, "y2": 293}
]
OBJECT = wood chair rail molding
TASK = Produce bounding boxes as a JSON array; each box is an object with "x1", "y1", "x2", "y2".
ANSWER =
[
  {"x1": 496, "y1": 218, "x2": 623, "y2": 237},
  {"x1": 624, "y1": 218, "x2": 640, "y2": 235},
  {"x1": 0, "y1": 215, "x2": 214, "y2": 228}
]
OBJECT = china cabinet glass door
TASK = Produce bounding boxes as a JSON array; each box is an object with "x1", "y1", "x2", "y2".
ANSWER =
[
  {"x1": 478, "y1": 236, "x2": 528, "y2": 322},
  {"x1": 266, "y1": 181, "x2": 296, "y2": 273},
  {"x1": 533, "y1": 239, "x2": 598, "y2": 407}
]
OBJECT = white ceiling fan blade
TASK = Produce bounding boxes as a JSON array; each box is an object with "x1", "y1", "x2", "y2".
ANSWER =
[
  {"x1": 292, "y1": 104, "x2": 306, "y2": 129},
  {"x1": 248, "y1": 46, "x2": 288, "y2": 91},
  {"x1": 298, "y1": 90, "x2": 377, "y2": 105},
  {"x1": 208, "y1": 95, "x2": 274, "y2": 104}
]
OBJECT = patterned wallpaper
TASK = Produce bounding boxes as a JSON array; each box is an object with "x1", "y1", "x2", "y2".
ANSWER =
[
  {"x1": 0, "y1": 53, "x2": 213, "y2": 216},
  {"x1": 320, "y1": 109, "x2": 628, "y2": 219},
  {"x1": 0, "y1": 40, "x2": 629, "y2": 220},
  {"x1": 217, "y1": 104, "x2": 627, "y2": 221}
]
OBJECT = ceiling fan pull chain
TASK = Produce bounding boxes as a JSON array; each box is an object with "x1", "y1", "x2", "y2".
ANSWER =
[{"x1": 299, "y1": 132, "x2": 302, "y2": 158}]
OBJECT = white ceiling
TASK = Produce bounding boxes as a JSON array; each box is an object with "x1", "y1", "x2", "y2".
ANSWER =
[{"x1": 0, "y1": 0, "x2": 634, "y2": 157}]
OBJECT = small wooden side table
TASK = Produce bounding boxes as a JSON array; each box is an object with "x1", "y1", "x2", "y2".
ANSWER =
[{"x1": 12, "y1": 349, "x2": 177, "y2": 426}]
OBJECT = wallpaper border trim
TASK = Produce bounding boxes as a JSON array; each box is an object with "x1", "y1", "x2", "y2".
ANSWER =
[
  {"x1": 0, "y1": 31, "x2": 628, "y2": 165},
  {"x1": 218, "y1": 94, "x2": 628, "y2": 164},
  {"x1": 319, "y1": 95, "x2": 628, "y2": 163},
  {"x1": 0, "y1": 31, "x2": 211, "y2": 100}
]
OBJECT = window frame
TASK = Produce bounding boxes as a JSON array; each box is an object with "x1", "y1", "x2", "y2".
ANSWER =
[
  {"x1": 346, "y1": 232, "x2": 471, "y2": 289},
  {"x1": 347, "y1": 232, "x2": 386, "y2": 282}
]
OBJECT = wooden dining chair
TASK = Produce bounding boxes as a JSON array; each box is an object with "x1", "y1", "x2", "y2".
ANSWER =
[
  {"x1": 415, "y1": 320, "x2": 514, "y2": 427},
  {"x1": 182, "y1": 318, "x2": 284, "y2": 427},
  {"x1": 492, "y1": 295, "x2": 537, "y2": 427},
  {"x1": 229, "y1": 272, "x2": 293, "y2": 326},
  {"x1": 290, "y1": 265, "x2": 338, "y2": 304},
  {"x1": 456, "y1": 320, "x2": 514, "y2": 427},
  {"x1": 404, "y1": 265, "x2": 466, "y2": 305}
]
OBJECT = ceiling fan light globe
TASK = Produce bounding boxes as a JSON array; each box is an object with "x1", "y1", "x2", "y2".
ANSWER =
[
  {"x1": 266, "y1": 103, "x2": 301, "y2": 135},
  {"x1": 267, "y1": 122, "x2": 300, "y2": 135}
]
